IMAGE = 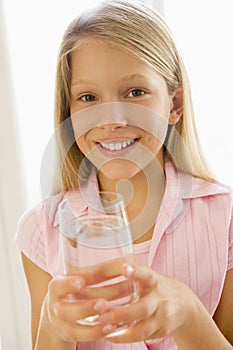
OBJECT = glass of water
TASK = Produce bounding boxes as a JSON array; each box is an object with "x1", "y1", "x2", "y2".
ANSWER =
[{"x1": 59, "y1": 191, "x2": 138, "y2": 336}]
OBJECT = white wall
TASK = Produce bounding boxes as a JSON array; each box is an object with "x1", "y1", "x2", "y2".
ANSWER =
[
  {"x1": 164, "y1": 0, "x2": 233, "y2": 187},
  {"x1": 0, "y1": 1, "x2": 30, "y2": 348}
]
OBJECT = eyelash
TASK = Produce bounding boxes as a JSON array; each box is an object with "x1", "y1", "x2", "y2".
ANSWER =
[
  {"x1": 77, "y1": 88, "x2": 147, "y2": 102},
  {"x1": 126, "y1": 89, "x2": 146, "y2": 98},
  {"x1": 79, "y1": 94, "x2": 97, "y2": 102}
]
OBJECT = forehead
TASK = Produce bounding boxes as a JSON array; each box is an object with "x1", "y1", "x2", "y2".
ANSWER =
[
  {"x1": 71, "y1": 37, "x2": 142, "y2": 65},
  {"x1": 70, "y1": 37, "x2": 166, "y2": 86}
]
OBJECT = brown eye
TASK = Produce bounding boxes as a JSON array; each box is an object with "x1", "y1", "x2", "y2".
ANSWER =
[
  {"x1": 80, "y1": 94, "x2": 96, "y2": 102},
  {"x1": 127, "y1": 89, "x2": 145, "y2": 97}
]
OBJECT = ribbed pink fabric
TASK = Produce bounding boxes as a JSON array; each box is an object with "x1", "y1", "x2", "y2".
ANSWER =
[{"x1": 15, "y1": 161, "x2": 233, "y2": 349}]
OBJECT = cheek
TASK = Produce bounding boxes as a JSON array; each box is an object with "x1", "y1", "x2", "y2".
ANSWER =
[
  {"x1": 76, "y1": 136, "x2": 89, "y2": 155},
  {"x1": 144, "y1": 134, "x2": 164, "y2": 154},
  {"x1": 146, "y1": 96, "x2": 171, "y2": 118}
]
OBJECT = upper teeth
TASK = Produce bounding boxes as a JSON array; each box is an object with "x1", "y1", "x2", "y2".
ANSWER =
[{"x1": 99, "y1": 139, "x2": 135, "y2": 151}]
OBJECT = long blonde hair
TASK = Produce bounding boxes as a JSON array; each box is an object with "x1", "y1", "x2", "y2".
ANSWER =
[{"x1": 53, "y1": 0, "x2": 216, "y2": 194}]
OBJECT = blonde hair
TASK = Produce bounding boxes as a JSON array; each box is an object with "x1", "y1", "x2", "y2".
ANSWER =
[{"x1": 53, "y1": 0, "x2": 216, "y2": 194}]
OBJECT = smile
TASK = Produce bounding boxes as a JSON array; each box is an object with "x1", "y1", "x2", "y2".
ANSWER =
[{"x1": 98, "y1": 139, "x2": 137, "y2": 151}]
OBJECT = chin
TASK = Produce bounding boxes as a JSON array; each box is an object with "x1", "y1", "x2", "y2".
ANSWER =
[{"x1": 99, "y1": 160, "x2": 141, "y2": 180}]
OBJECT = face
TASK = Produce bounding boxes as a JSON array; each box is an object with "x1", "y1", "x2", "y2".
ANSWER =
[{"x1": 70, "y1": 38, "x2": 180, "y2": 180}]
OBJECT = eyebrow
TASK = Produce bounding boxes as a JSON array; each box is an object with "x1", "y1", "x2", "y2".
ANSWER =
[
  {"x1": 71, "y1": 79, "x2": 94, "y2": 87},
  {"x1": 121, "y1": 73, "x2": 149, "y2": 81},
  {"x1": 71, "y1": 73, "x2": 149, "y2": 86}
]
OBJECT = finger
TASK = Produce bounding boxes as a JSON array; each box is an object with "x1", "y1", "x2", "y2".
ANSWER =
[
  {"x1": 85, "y1": 278, "x2": 136, "y2": 301},
  {"x1": 74, "y1": 323, "x2": 116, "y2": 342},
  {"x1": 107, "y1": 315, "x2": 161, "y2": 343},
  {"x1": 57, "y1": 318, "x2": 117, "y2": 342},
  {"x1": 122, "y1": 263, "x2": 160, "y2": 288},
  {"x1": 70, "y1": 256, "x2": 134, "y2": 286},
  {"x1": 99, "y1": 289, "x2": 158, "y2": 325},
  {"x1": 54, "y1": 298, "x2": 109, "y2": 323},
  {"x1": 49, "y1": 275, "x2": 86, "y2": 299}
]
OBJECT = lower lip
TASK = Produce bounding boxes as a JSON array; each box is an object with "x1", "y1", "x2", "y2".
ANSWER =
[{"x1": 96, "y1": 141, "x2": 138, "y2": 158}]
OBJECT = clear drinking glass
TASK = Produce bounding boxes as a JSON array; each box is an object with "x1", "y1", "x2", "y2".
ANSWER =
[{"x1": 59, "y1": 191, "x2": 138, "y2": 336}]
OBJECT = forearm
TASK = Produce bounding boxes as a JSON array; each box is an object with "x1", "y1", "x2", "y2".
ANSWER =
[{"x1": 173, "y1": 301, "x2": 233, "y2": 350}]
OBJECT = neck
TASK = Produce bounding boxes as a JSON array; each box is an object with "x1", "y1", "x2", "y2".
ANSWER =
[{"x1": 98, "y1": 155, "x2": 166, "y2": 243}]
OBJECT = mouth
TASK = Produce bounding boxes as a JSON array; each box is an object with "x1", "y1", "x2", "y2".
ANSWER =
[{"x1": 97, "y1": 138, "x2": 138, "y2": 151}]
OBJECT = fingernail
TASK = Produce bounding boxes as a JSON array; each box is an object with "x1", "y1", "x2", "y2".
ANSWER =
[
  {"x1": 99, "y1": 312, "x2": 112, "y2": 323},
  {"x1": 94, "y1": 300, "x2": 106, "y2": 312},
  {"x1": 124, "y1": 263, "x2": 134, "y2": 276},
  {"x1": 72, "y1": 279, "x2": 82, "y2": 289},
  {"x1": 102, "y1": 324, "x2": 115, "y2": 334}
]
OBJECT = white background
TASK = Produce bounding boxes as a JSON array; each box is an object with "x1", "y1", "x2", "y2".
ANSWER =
[{"x1": 165, "y1": 0, "x2": 233, "y2": 186}]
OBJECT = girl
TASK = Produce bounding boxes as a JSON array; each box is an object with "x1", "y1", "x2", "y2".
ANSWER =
[{"x1": 15, "y1": 0, "x2": 233, "y2": 349}]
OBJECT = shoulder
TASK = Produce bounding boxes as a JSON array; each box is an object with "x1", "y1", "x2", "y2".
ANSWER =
[
  {"x1": 190, "y1": 176, "x2": 232, "y2": 219},
  {"x1": 14, "y1": 192, "x2": 65, "y2": 273},
  {"x1": 185, "y1": 175, "x2": 232, "y2": 223},
  {"x1": 189, "y1": 176, "x2": 232, "y2": 199},
  {"x1": 179, "y1": 170, "x2": 233, "y2": 207},
  {"x1": 165, "y1": 159, "x2": 232, "y2": 203},
  {"x1": 17, "y1": 192, "x2": 65, "y2": 232},
  {"x1": 165, "y1": 163, "x2": 233, "y2": 235},
  {"x1": 181, "y1": 177, "x2": 233, "y2": 251}
]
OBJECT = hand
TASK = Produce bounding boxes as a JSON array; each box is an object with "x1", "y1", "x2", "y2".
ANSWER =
[
  {"x1": 38, "y1": 259, "x2": 131, "y2": 343},
  {"x1": 98, "y1": 264, "x2": 199, "y2": 342},
  {"x1": 40, "y1": 275, "x2": 112, "y2": 343}
]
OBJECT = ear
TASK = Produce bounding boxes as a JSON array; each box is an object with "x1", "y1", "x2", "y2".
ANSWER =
[{"x1": 169, "y1": 86, "x2": 183, "y2": 125}]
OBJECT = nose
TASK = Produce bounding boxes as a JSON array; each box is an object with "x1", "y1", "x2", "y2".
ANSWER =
[
  {"x1": 99, "y1": 121, "x2": 127, "y2": 132},
  {"x1": 96, "y1": 102, "x2": 128, "y2": 131}
]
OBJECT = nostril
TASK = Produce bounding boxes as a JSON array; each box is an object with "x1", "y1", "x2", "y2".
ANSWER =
[{"x1": 98, "y1": 122, "x2": 127, "y2": 131}]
